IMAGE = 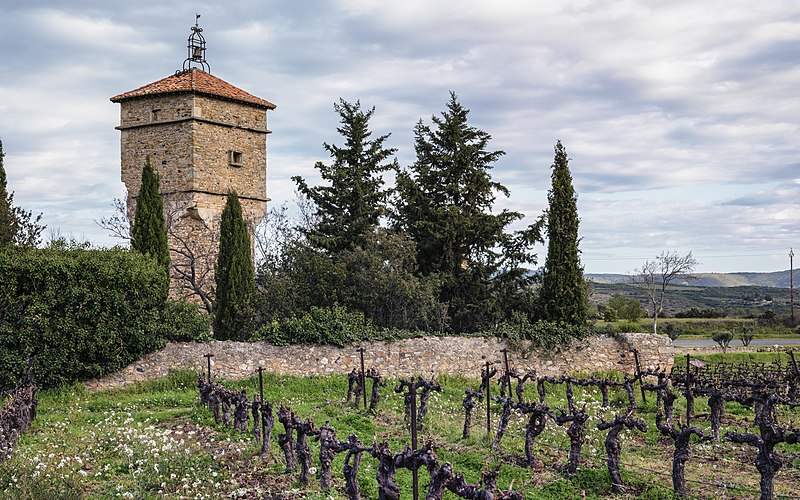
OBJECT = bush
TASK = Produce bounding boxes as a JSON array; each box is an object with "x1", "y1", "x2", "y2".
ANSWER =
[
  {"x1": 254, "y1": 303, "x2": 439, "y2": 347},
  {"x1": 737, "y1": 324, "x2": 754, "y2": 346},
  {"x1": 711, "y1": 331, "x2": 734, "y2": 353},
  {"x1": 663, "y1": 322, "x2": 681, "y2": 341},
  {"x1": 0, "y1": 247, "x2": 168, "y2": 389},
  {"x1": 602, "y1": 306, "x2": 617, "y2": 322},
  {"x1": 493, "y1": 314, "x2": 593, "y2": 354},
  {"x1": 254, "y1": 305, "x2": 372, "y2": 347},
  {"x1": 675, "y1": 307, "x2": 726, "y2": 318},
  {"x1": 606, "y1": 294, "x2": 644, "y2": 322},
  {"x1": 614, "y1": 321, "x2": 642, "y2": 333},
  {"x1": 159, "y1": 300, "x2": 211, "y2": 342}
]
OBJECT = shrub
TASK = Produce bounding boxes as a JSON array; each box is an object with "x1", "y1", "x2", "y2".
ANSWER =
[
  {"x1": 0, "y1": 247, "x2": 168, "y2": 389},
  {"x1": 606, "y1": 294, "x2": 644, "y2": 322},
  {"x1": 663, "y1": 322, "x2": 681, "y2": 341},
  {"x1": 602, "y1": 306, "x2": 617, "y2": 322},
  {"x1": 614, "y1": 321, "x2": 642, "y2": 333},
  {"x1": 711, "y1": 331, "x2": 734, "y2": 353},
  {"x1": 159, "y1": 300, "x2": 211, "y2": 342},
  {"x1": 675, "y1": 307, "x2": 726, "y2": 319},
  {"x1": 737, "y1": 324, "x2": 755, "y2": 346},
  {"x1": 255, "y1": 305, "x2": 373, "y2": 347},
  {"x1": 253, "y1": 304, "x2": 435, "y2": 347},
  {"x1": 494, "y1": 314, "x2": 593, "y2": 355}
]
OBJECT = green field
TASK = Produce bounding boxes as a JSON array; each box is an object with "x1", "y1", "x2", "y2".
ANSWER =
[
  {"x1": 1, "y1": 363, "x2": 798, "y2": 499},
  {"x1": 594, "y1": 316, "x2": 799, "y2": 339}
]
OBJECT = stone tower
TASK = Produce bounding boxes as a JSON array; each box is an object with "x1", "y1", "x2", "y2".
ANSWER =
[{"x1": 110, "y1": 21, "x2": 275, "y2": 304}]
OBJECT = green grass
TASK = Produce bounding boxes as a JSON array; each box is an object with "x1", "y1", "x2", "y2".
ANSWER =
[
  {"x1": 595, "y1": 317, "x2": 800, "y2": 339},
  {"x1": 673, "y1": 350, "x2": 798, "y2": 366},
  {"x1": 0, "y1": 366, "x2": 798, "y2": 499}
]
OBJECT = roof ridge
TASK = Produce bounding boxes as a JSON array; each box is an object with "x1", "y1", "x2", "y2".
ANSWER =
[
  {"x1": 110, "y1": 68, "x2": 276, "y2": 109},
  {"x1": 190, "y1": 68, "x2": 198, "y2": 92}
]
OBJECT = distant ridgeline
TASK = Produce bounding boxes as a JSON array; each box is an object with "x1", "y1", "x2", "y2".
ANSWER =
[{"x1": 587, "y1": 269, "x2": 799, "y2": 288}]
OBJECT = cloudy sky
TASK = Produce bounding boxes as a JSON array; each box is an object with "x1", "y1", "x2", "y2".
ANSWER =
[{"x1": 1, "y1": 0, "x2": 798, "y2": 274}]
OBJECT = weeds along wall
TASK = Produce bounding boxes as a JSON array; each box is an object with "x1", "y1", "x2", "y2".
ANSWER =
[
  {"x1": 0, "y1": 247, "x2": 170, "y2": 389},
  {"x1": 86, "y1": 333, "x2": 674, "y2": 391}
]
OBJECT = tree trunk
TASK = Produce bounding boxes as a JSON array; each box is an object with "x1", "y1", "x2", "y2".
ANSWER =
[
  {"x1": 260, "y1": 401, "x2": 274, "y2": 457},
  {"x1": 343, "y1": 434, "x2": 365, "y2": 500},
  {"x1": 277, "y1": 405, "x2": 296, "y2": 472},
  {"x1": 490, "y1": 396, "x2": 514, "y2": 451}
]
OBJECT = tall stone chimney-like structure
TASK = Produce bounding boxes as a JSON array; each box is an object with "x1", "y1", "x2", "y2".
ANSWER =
[{"x1": 110, "y1": 19, "x2": 275, "y2": 304}]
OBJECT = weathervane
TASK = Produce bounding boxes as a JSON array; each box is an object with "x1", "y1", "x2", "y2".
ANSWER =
[{"x1": 183, "y1": 14, "x2": 210, "y2": 72}]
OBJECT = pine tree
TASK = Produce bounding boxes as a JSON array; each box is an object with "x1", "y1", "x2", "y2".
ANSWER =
[
  {"x1": 539, "y1": 141, "x2": 588, "y2": 325},
  {"x1": 214, "y1": 192, "x2": 255, "y2": 340},
  {"x1": 393, "y1": 93, "x2": 528, "y2": 332},
  {"x1": 131, "y1": 157, "x2": 170, "y2": 279},
  {"x1": 0, "y1": 139, "x2": 45, "y2": 249},
  {"x1": 292, "y1": 99, "x2": 397, "y2": 254}
]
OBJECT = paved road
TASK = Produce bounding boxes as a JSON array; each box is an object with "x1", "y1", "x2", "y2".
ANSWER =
[{"x1": 673, "y1": 338, "x2": 800, "y2": 347}]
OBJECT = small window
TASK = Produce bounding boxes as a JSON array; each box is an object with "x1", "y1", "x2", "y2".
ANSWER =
[
  {"x1": 151, "y1": 108, "x2": 161, "y2": 122},
  {"x1": 229, "y1": 150, "x2": 243, "y2": 167}
]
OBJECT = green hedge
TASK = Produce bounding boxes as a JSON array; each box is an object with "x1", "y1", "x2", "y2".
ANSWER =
[
  {"x1": 160, "y1": 300, "x2": 212, "y2": 343},
  {"x1": 490, "y1": 313, "x2": 594, "y2": 354},
  {"x1": 254, "y1": 305, "x2": 429, "y2": 347},
  {"x1": 253, "y1": 306, "x2": 597, "y2": 353},
  {"x1": 0, "y1": 247, "x2": 169, "y2": 389}
]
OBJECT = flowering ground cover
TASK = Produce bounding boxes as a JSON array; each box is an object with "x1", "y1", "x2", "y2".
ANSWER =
[{"x1": 0, "y1": 367, "x2": 798, "y2": 498}]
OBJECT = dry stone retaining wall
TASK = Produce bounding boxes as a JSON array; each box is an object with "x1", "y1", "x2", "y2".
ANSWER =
[{"x1": 86, "y1": 333, "x2": 672, "y2": 391}]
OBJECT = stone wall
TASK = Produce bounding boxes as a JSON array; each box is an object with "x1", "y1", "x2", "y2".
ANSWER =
[{"x1": 85, "y1": 333, "x2": 673, "y2": 391}]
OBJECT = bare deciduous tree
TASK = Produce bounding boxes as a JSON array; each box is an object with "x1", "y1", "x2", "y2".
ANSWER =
[
  {"x1": 630, "y1": 250, "x2": 698, "y2": 333},
  {"x1": 96, "y1": 198, "x2": 131, "y2": 241},
  {"x1": 253, "y1": 203, "x2": 300, "y2": 272},
  {"x1": 96, "y1": 197, "x2": 217, "y2": 313},
  {"x1": 167, "y1": 214, "x2": 217, "y2": 313}
]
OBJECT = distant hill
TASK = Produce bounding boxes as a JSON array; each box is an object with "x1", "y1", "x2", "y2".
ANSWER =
[
  {"x1": 587, "y1": 281, "x2": 791, "y2": 317},
  {"x1": 587, "y1": 269, "x2": 799, "y2": 288},
  {"x1": 586, "y1": 269, "x2": 800, "y2": 317}
]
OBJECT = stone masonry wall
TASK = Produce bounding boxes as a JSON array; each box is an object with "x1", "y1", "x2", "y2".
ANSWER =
[
  {"x1": 85, "y1": 333, "x2": 673, "y2": 391},
  {"x1": 117, "y1": 91, "x2": 269, "y2": 298}
]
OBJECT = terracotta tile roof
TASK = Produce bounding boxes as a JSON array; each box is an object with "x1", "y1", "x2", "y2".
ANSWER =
[{"x1": 110, "y1": 68, "x2": 276, "y2": 109}]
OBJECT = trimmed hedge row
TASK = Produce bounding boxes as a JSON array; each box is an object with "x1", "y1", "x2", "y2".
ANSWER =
[
  {"x1": 253, "y1": 306, "x2": 596, "y2": 353},
  {"x1": 0, "y1": 247, "x2": 170, "y2": 389},
  {"x1": 253, "y1": 305, "x2": 429, "y2": 347}
]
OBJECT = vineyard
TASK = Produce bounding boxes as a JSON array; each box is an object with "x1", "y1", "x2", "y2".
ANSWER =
[{"x1": 1, "y1": 351, "x2": 799, "y2": 498}]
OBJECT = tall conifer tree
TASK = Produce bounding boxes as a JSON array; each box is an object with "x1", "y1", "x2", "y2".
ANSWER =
[
  {"x1": 394, "y1": 93, "x2": 528, "y2": 332},
  {"x1": 214, "y1": 192, "x2": 255, "y2": 340},
  {"x1": 293, "y1": 99, "x2": 397, "y2": 254},
  {"x1": 0, "y1": 140, "x2": 14, "y2": 248},
  {"x1": 539, "y1": 141, "x2": 588, "y2": 325},
  {"x1": 0, "y1": 139, "x2": 45, "y2": 249},
  {"x1": 131, "y1": 157, "x2": 170, "y2": 279}
]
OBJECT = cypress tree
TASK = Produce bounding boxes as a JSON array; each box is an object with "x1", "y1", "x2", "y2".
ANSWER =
[
  {"x1": 131, "y1": 157, "x2": 170, "y2": 280},
  {"x1": 0, "y1": 140, "x2": 14, "y2": 248},
  {"x1": 214, "y1": 192, "x2": 255, "y2": 340},
  {"x1": 539, "y1": 141, "x2": 588, "y2": 325},
  {"x1": 0, "y1": 139, "x2": 45, "y2": 249}
]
